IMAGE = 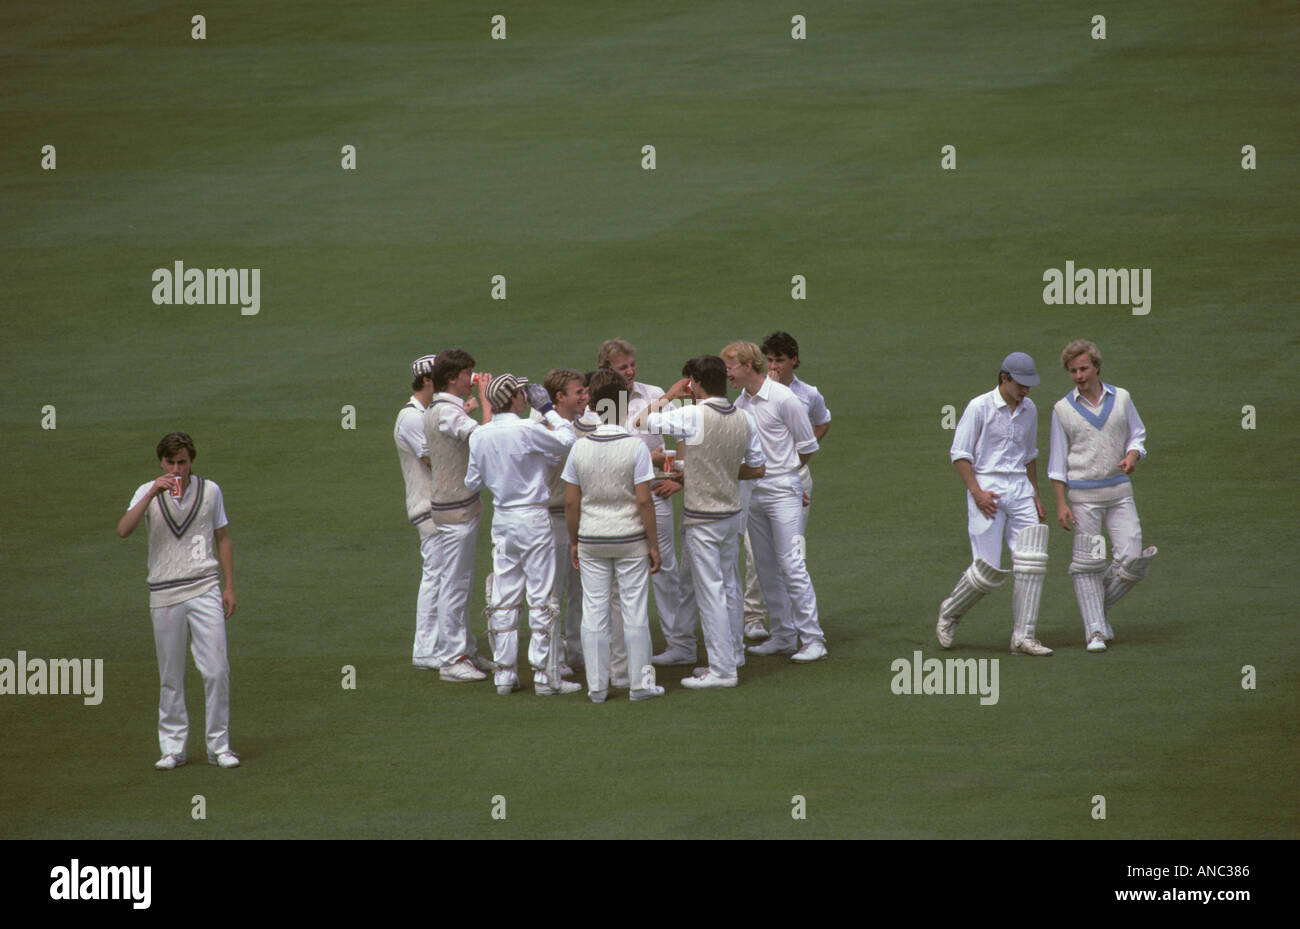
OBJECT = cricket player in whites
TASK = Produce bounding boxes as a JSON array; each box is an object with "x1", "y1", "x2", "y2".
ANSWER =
[
  {"x1": 395, "y1": 353, "x2": 441, "y2": 670},
  {"x1": 529, "y1": 369, "x2": 591, "y2": 675},
  {"x1": 597, "y1": 339, "x2": 689, "y2": 667},
  {"x1": 466, "y1": 374, "x2": 580, "y2": 695},
  {"x1": 424, "y1": 350, "x2": 493, "y2": 683},
  {"x1": 742, "y1": 331, "x2": 832, "y2": 642},
  {"x1": 118, "y1": 432, "x2": 240, "y2": 770},
  {"x1": 564, "y1": 368, "x2": 664, "y2": 702},
  {"x1": 637, "y1": 356, "x2": 767, "y2": 688},
  {"x1": 937, "y1": 353, "x2": 1052, "y2": 656},
  {"x1": 1048, "y1": 340, "x2": 1155, "y2": 652}
]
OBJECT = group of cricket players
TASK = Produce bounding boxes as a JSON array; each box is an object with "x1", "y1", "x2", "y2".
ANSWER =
[
  {"x1": 393, "y1": 334, "x2": 830, "y2": 701},
  {"x1": 121, "y1": 332, "x2": 1158, "y2": 769}
]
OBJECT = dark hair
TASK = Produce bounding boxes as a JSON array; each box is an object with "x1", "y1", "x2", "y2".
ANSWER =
[
  {"x1": 157, "y1": 432, "x2": 196, "y2": 461},
  {"x1": 685, "y1": 354, "x2": 727, "y2": 397},
  {"x1": 761, "y1": 330, "x2": 800, "y2": 368},
  {"x1": 432, "y1": 349, "x2": 475, "y2": 392},
  {"x1": 412, "y1": 373, "x2": 433, "y2": 393},
  {"x1": 587, "y1": 368, "x2": 628, "y2": 424}
]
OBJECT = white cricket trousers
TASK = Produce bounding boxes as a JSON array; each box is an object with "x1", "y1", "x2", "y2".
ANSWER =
[
  {"x1": 1070, "y1": 495, "x2": 1143, "y2": 563},
  {"x1": 413, "y1": 533, "x2": 440, "y2": 662},
  {"x1": 650, "y1": 494, "x2": 688, "y2": 652},
  {"x1": 431, "y1": 516, "x2": 481, "y2": 666},
  {"x1": 151, "y1": 586, "x2": 231, "y2": 761},
  {"x1": 966, "y1": 474, "x2": 1038, "y2": 569},
  {"x1": 487, "y1": 506, "x2": 557, "y2": 686},
  {"x1": 579, "y1": 552, "x2": 651, "y2": 694},
  {"x1": 747, "y1": 473, "x2": 824, "y2": 648},
  {"x1": 549, "y1": 513, "x2": 583, "y2": 666},
  {"x1": 682, "y1": 512, "x2": 744, "y2": 678},
  {"x1": 744, "y1": 463, "x2": 811, "y2": 622}
]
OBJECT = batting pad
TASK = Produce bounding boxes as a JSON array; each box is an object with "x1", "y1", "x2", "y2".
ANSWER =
[
  {"x1": 1070, "y1": 533, "x2": 1108, "y2": 641},
  {"x1": 1104, "y1": 545, "x2": 1158, "y2": 611},
  {"x1": 1011, "y1": 524, "x2": 1050, "y2": 641},
  {"x1": 940, "y1": 558, "x2": 1010, "y2": 621}
]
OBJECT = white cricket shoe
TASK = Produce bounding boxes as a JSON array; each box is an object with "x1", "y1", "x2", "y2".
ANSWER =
[
  {"x1": 1086, "y1": 632, "x2": 1108, "y2": 653},
  {"x1": 536, "y1": 680, "x2": 582, "y2": 696},
  {"x1": 589, "y1": 690, "x2": 608, "y2": 704},
  {"x1": 440, "y1": 659, "x2": 487, "y2": 682},
  {"x1": 154, "y1": 754, "x2": 186, "y2": 771},
  {"x1": 681, "y1": 670, "x2": 738, "y2": 689},
  {"x1": 1010, "y1": 635, "x2": 1053, "y2": 657},
  {"x1": 791, "y1": 640, "x2": 828, "y2": 663},
  {"x1": 211, "y1": 752, "x2": 241, "y2": 769},
  {"x1": 629, "y1": 685, "x2": 666, "y2": 701},
  {"x1": 744, "y1": 620, "x2": 771, "y2": 641}
]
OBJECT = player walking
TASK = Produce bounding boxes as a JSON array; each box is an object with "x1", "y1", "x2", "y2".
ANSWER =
[
  {"x1": 1047, "y1": 340, "x2": 1156, "y2": 652},
  {"x1": 936, "y1": 352, "x2": 1052, "y2": 656}
]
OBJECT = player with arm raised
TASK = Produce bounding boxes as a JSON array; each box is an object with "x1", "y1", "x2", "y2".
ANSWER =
[
  {"x1": 1048, "y1": 340, "x2": 1156, "y2": 652},
  {"x1": 936, "y1": 352, "x2": 1052, "y2": 656},
  {"x1": 117, "y1": 432, "x2": 240, "y2": 771},
  {"x1": 466, "y1": 374, "x2": 580, "y2": 696},
  {"x1": 423, "y1": 349, "x2": 493, "y2": 683},
  {"x1": 636, "y1": 355, "x2": 766, "y2": 688}
]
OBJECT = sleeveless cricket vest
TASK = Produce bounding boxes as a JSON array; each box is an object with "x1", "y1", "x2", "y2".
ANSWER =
[
  {"x1": 424, "y1": 397, "x2": 482, "y2": 524},
  {"x1": 1054, "y1": 386, "x2": 1136, "y2": 504},
  {"x1": 395, "y1": 402, "x2": 435, "y2": 539},
  {"x1": 145, "y1": 477, "x2": 222, "y2": 608},
  {"x1": 681, "y1": 400, "x2": 749, "y2": 525},
  {"x1": 570, "y1": 433, "x2": 648, "y2": 557}
]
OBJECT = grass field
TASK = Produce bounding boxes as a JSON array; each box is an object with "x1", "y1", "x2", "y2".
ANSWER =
[{"x1": 1, "y1": 1, "x2": 1296, "y2": 842}]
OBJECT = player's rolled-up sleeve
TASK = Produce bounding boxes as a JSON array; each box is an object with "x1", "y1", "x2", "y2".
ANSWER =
[
  {"x1": 1047, "y1": 410, "x2": 1068, "y2": 483},
  {"x1": 784, "y1": 396, "x2": 819, "y2": 455},
  {"x1": 950, "y1": 399, "x2": 981, "y2": 463},
  {"x1": 808, "y1": 390, "x2": 831, "y2": 426},
  {"x1": 1126, "y1": 399, "x2": 1147, "y2": 459},
  {"x1": 397, "y1": 411, "x2": 426, "y2": 458}
]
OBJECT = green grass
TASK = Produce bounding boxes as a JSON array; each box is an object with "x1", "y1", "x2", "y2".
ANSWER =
[{"x1": 1, "y1": 0, "x2": 1296, "y2": 839}]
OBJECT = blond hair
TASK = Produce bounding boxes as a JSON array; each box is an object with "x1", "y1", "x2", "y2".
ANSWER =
[
  {"x1": 597, "y1": 339, "x2": 636, "y2": 369},
  {"x1": 720, "y1": 341, "x2": 764, "y2": 374}
]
